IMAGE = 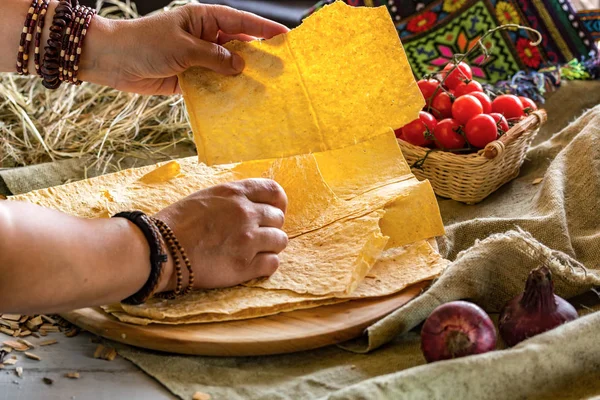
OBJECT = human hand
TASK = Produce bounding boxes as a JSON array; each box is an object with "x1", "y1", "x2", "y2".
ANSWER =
[
  {"x1": 80, "y1": 4, "x2": 289, "y2": 95},
  {"x1": 154, "y1": 179, "x2": 288, "y2": 292}
]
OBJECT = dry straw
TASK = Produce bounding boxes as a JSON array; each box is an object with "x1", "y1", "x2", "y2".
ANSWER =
[{"x1": 0, "y1": 0, "x2": 194, "y2": 174}]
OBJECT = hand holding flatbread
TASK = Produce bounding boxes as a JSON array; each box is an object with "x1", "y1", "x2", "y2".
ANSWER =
[{"x1": 155, "y1": 179, "x2": 289, "y2": 292}]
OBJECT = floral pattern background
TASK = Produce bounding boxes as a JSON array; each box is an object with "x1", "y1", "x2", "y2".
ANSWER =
[{"x1": 305, "y1": 0, "x2": 598, "y2": 83}]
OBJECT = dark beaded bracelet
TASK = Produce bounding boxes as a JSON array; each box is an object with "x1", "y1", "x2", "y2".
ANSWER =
[
  {"x1": 22, "y1": 0, "x2": 44, "y2": 75},
  {"x1": 112, "y1": 211, "x2": 169, "y2": 306},
  {"x1": 60, "y1": 6, "x2": 81, "y2": 82},
  {"x1": 33, "y1": 0, "x2": 50, "y2": 77},
  {"x1": 16, "y1": 0, "x2": 39, "y2": 75},
  {"x1": 71, "y1": 6, "x2": 96, "y2": 84},
  {"x1": 151, "y1": 217, "x2": 195, "y2": 299},
  {"x1": 41, "y1": 0, "x2": 75, "y2": 89}
]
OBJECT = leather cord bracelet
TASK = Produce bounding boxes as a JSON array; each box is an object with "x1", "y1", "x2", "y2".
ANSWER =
[{"x1": 112, "y1": 211, "x2": 169, "y2": 306}]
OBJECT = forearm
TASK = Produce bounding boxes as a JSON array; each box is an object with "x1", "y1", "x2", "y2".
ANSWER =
[{"x1": 0, "y1": 200, "x2": 156, "y2": 314}]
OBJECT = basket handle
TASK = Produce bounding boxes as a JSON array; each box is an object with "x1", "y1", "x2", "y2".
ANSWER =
[{"x1": 483, "y1": 109, "x2": 547, "y2": 159}]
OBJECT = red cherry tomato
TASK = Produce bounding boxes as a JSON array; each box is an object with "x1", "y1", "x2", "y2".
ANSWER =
[
  {"x1": 401, "y1": 111, "x2": 437, "y2": 147},
  {"x1": 519, "y1": 96, "x2": 538, "y2": 112},
  {"x1": 417, "y1": 79, "x2": 440, "y2": 105},
  {"x1": 454, "y1": 80, "x2": 483, "y2": 98},
  {"x1": 469, "y1": 92, "x2": 492, "y2": 114},
  {"x1": 433, "y1": 118, "x2": 466, "y2": 150},
  {"x1": 441, "y1": 62, "x2": 473, "y2": 90},
  {"x1": 465, "y1": 114, "x2": 498, "y2": 148},
  {"x1": 430, "y1": 92, "x2": 453, "y2": 119},
  {"x1": 419, "y1": 111, "x2": 438, "y2": 132},
  {"x1": 394, "y1": 127, "x2": 404, "y2": 139},
  {"x1": 490, "y1": 113, "x2": 510, "y2": 134},
  {"x1": 452, "y1": 94, "x2": 483, "y2": 125},
  {"x1": 492, "y1": 95, "x2": 525, "y2": 120}
]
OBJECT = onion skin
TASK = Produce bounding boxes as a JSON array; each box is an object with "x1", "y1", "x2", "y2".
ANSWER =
[
  {"x1": 421, "y1": 301, "x2": 497, "y2": 363},
  {"x1": 499, "y1": 266, "x2": 578, "y2": 347}
]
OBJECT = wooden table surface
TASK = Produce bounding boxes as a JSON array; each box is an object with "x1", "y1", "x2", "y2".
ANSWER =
[{"x1": 0, "y1": 332, "x2": 175, "y2": 400}]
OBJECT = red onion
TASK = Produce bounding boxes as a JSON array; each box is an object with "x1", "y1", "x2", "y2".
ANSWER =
[
  {"x1": 420, "y1": 301, "x2": 497, "y2": 363},
  {"x1": 499, "y1": 266, "x2": 578, "y2": 347}
]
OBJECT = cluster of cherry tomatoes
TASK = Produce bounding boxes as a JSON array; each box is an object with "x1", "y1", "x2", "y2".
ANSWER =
[{"x1": 396, "y1": 61, "x2": 538, "y2": 151}]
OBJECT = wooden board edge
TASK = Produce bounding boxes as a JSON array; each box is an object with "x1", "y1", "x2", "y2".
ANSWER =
[{"x1": 61, "y1": 281, "x2": 429, "y2": 356}]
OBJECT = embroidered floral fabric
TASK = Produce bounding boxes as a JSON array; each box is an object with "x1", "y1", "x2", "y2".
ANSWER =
[{"x1": 305, "y1": 0, "x2": 599, "y2": 83}]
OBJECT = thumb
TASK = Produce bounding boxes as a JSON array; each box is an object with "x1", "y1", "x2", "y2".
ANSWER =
[{"x1": 184, "y1": 37, "x2": 245, "y2": 75}]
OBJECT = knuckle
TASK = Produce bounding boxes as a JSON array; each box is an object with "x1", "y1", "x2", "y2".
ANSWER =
[
  {"x1": 237, "y1": 229, "x2": 255, "y2": 247},
  {"x1": 274, "y1": 231, "x2": 289, "y2": 253},
  {"x1": 232, "y1": 202, "x2": 255, "y2": 221},
  {"x1": 214, "y1": 45, "x2": 230, "y2": 66},
  {"x1": 273, "y1": 208, "x2": 285, "y2": 226},
  {"x1": 216, "y1": 182, "x2": 243, "y2": 197},
  {"x1": 281, "y1": 232, "x2": 289, "y2": 247},
  {"x1": 264, "y1": 256, "x2": 280, "y2": 276},
  {"x1": 179, "y1": 40, "x2": 198, "y2": 68},
  {"x1": 266, "y1": 180, "x2": 288, "y2": 205},
  {"x1": 262, "y1": 178, "x2": 282, "y2": 192}
]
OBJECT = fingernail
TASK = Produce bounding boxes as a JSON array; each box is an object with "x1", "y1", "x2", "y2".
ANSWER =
[{"x1": 232, "y1": 54, "x2": 245, "y2": 73}]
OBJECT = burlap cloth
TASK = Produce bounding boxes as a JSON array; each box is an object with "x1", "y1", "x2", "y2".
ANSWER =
[{"x1": 2, "y1": 81, "x2": 599, "y2": 399}]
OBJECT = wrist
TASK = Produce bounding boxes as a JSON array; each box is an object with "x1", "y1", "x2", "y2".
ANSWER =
[{"x1": 77, "y1": 15, "x2": 125, "y2": 88}]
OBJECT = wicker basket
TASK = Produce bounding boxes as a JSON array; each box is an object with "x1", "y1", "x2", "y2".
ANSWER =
[{"x1": 398, "y1": 110, "x2": 547, "y2": 204}]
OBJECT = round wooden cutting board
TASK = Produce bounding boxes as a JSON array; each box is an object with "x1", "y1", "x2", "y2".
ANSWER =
[{"x1": 61, "y1": 281, "x2": 427, "y2": 356}]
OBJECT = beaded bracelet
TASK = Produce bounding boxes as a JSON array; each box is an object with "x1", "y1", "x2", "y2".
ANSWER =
[
  {"x1": 22, "y1": 0, "x2": 45, "y2": 75},
  {"x1": 18, "y1": 0, "x2": 96, "y2": 88},
  {"x1": 33, "y1": 0, "x2": 50, "y2": 77},
  {"x1": 112, "y1": 212, "x2": 194, "y2": 304},
  {"x1": 63, "y1": 5, "x2": 95, "y2": 84},
  {"x1": 16, "y1": 0, "x2": 40, "y2": 75},
  {"x1": 41, "y1": 0, "x2": 73, "y2": 88},
  {"x1": 112, "y1": 211, "x2": 169, "y2": 306},
  {"x1": 60, "y1": 5, "x2": 80, "y2": 82},
  {"x1": 151, "y1": 217, "x2": 195, "y2": 299},
  {"x1": 72, "y1": 6, "x2": 96, "y2": 85}
]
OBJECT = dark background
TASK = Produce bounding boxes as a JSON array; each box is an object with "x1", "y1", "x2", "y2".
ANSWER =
[{"x1": 79, "y1": 1, "x2": 316, "y2": 27}]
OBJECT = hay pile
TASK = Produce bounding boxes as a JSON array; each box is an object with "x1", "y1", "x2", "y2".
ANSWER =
[{"x1": 0, "y1": 1, "x2": 194, "y2": 173}]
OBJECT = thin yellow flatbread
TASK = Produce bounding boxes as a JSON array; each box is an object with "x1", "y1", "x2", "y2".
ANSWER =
[
  {"x1": 344, "y1": 240, "x2": 448, "y2": 298},
  {"x1": 110, "y1": 287, "x2": 334, "y2": 321},
  {"x1": 179, "y1": 2, "x2": 423, "y2": 165},
  {"x1": 265, "y1": 155, "x2": 346, "y2": 235},
  {"x1": 106, "y1": 298, "x2": 347, "y2": 326},
  {"x1": 11, "y1": 133, "x2": 444, "y2": 297},
  {"x1": 249, "y1": 210, "x2": 389, "y2": 295},
  {"x1": 313, "y1": 131, "x2": 412, "y2": 200},
  {"x1": 110, "y1": 240, "x2": 447, "y2": 325},
  {"x1": 11, "y1": 134, "x2": 443, "y2": 243}
]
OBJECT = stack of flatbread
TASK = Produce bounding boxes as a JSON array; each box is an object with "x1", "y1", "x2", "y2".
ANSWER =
[{"x1": 11, "y1": 2, "x2": 449, "y2": 325}]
